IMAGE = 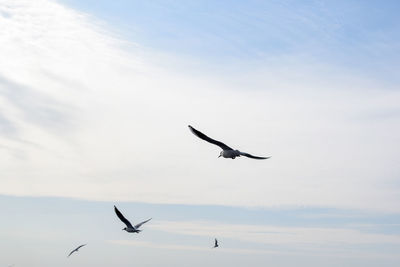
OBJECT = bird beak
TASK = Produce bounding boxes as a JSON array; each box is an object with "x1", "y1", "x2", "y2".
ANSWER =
[{"x1": 218, "y1": 155, "x2": 221, "y2": 158}]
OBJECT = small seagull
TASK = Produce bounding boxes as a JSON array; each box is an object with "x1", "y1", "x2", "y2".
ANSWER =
[
  {"x1": 188, "y1": 125, "x2": 270, "y2": 160},
  {"x1": 114, "y1": 205, "x2": 152, "y2": 233},
  {"x1": 213, "y1": 238, "x2": 219, "y2": 248},
  {"x1": 67, "y1": 244, "x2": 86, "y2": 257}
]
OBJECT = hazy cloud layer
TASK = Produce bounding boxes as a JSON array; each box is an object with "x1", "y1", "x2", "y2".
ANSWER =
[{"x1": 0, "y1": 0, "x2": 400, "y2": 213}]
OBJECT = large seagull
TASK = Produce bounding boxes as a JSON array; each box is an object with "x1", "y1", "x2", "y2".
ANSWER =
[
  {"x1": 188, "y1": 125, "x2": 270, "y2": 160},
  {"x1": 114, "y1": 205, "x2": 152, "y2": 233}
]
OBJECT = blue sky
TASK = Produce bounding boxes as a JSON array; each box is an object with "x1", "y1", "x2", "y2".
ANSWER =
[
  {"x1": 1, "y1": 0, "x2": 400, "y2": 266},
  {"x1": 58, "y1": 0, "x2": 400, "y2": 81}
]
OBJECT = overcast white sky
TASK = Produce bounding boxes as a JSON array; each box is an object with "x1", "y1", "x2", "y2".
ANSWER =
[{"x1": 0, "y1": 0, "x2": 400, "y2": 266}]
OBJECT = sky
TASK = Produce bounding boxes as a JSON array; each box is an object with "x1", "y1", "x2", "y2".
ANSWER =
[{"x1": 0, "y1": 0, "x2": 400, "y2": 266}]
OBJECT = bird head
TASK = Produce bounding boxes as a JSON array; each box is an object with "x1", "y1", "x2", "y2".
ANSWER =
[
  {"x1": 122, "y1": 227, "x2": 127, "y2": 231},
  {"x1": 218, "y1": 151, "x2": 223, "y2": 158}
]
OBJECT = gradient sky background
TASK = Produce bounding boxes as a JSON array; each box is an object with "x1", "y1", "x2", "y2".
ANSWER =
[{"x1": 1, "y1": 0, "x2": 400, "y2": 266}]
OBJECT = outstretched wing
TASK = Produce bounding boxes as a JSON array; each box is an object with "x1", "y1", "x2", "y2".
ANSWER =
[
  {"x1": 76, "y1": 244, "x2": 86, "y2": 250},
  {"x1": 239, "y1": 152, "x2": 270, "y2": 160},
  {"x1": 114, "y1": 206, "x2": 133, "y2": 228},
  {"x1": 188, "y1": 125, "x2": 232, "y2": 150},
  {"x1": 67, "y1": 250, "x2": 75, "y2": 257},
  {"x1": 134, "y1": 218, "x2": 152, "y2": 229}
]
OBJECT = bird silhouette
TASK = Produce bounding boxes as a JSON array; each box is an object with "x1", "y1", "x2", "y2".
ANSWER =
[
  {"x1": 114, "y1": 205, "x2": 152, "y2": 233},
  {"x1": 188, "y1": 125, "x2": 270, "y2": 160}
]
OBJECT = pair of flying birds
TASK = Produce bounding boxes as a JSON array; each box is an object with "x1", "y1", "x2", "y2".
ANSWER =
[
  {"x1": 68, "y1": 125, "x2": 268, "y2": 257},
  {"x1": 68, "y1": 206, "x2": 151, "y2": 257},
  {"x1": 114, "y1": 207, "x2": 223, "y2": 248},
  {"x1": 115, "y1": 125, "x2": 269, "y2": 232}
]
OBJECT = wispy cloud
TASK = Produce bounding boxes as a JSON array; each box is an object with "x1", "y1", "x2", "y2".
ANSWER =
[
  {"x1": 109, "y1": 239, "x2": 285, "y2": 255},
  {"x1": 0, "y1": 0, "x2": 399, "y2": 215},
  {"x1": 109, "y1": 218, "x2": 400, "y2": 259},
  {"x1": 0, "y1": 74, "x2": 74, "y2": 133},
  {"x1": 148, "y1": 220, "x2": 400, "y2": 246},
  {"x1": 109, "y1": 238, "x2": 400, "y2": 260}
]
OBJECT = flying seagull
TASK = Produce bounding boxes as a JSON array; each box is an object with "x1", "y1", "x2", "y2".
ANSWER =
[
  {"x1": 188, "y1": 125, "x2": 270, "y2": 160},
  {"x1": 213, "y1": 238, "x2": 219, "y2": 248},
  {"x1": 114, "y1": 205, "x2": 152, "y2": 233},
  {"x1": 67, "y1": 244, "x2": 86, "y2": 257}
]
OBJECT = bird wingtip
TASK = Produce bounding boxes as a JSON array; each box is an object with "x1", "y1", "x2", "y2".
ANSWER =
[{"x1": 188, "y1": 125, "x2": 196, "y2": 133}]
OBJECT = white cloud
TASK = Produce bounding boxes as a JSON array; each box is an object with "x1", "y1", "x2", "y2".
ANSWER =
[{"x1": 0, "y1": 0, "x2": 400, "y2": 213}]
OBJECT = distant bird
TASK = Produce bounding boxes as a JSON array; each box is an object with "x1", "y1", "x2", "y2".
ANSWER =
[
  {"x1": 67, "y1": 244, "x2": 86, "y2": 257},
  {"x1": 114, "y1": 205, "x2": 152, "y2": 233},
  {"x1": 213, "y1": 238, "x2": 219, "y2": 248},
  {"x1": 188, "y1": 125, "x2": 270, "y2": 160}
]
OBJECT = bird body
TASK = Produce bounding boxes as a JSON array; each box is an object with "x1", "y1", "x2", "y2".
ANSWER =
[
  {"x1": 114, "y1": 205, "x2": 152, "y2": 233},
  {"x1": 188, "y1": 125, "x2": 270, "y2": 160},
  {"x1": 124, "y1": 227, "x2": 141, "y2": 233},
  {"x1": 213, "y1": 238, "x2": 219, "y2": 248},
  {"x1": 220, "y1": 149, "x2": 241, "y2": 159}
]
